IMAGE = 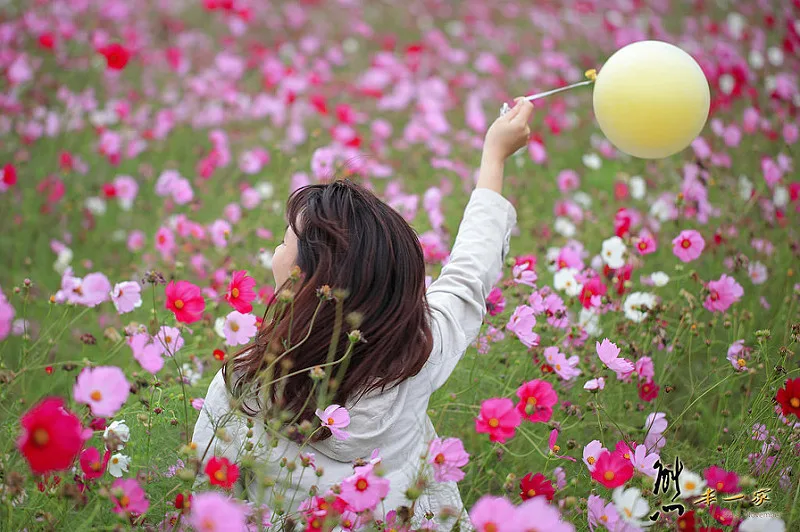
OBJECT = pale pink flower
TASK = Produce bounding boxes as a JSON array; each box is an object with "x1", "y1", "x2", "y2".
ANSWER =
[
  {"x1": 189, "y1": 492, "x2": 247, "y2": 532},
  {"x1": 154, "y1": 326, "x2": 184, "y2": 356},
  {"x1": 155, "y1": 226, "x2": 175, "y2": 257},
  {"x1": 339, "y1": 463, "x2": 390, "y2": 512},
  {"x1": 110, "y1": 281, "x2": 142, "y2": 314},
  {"x1": 583, "y1": 440, "x2": 606, "y2": 472},
  {"x1": 748, "y1": 261, "x2": 767, "y2": 285},
  {"x1": 515, "y1": 496, "x2": 575, "y2": 532},
  {"x1": 427, "y1": 437, "x2": 469, "y2": 482},
  {"x1": 672, "y1": 230, "x2": 705, "y2": 262},
  {"x1": 74, "y1": 366, "x2": 130, "y2": 417},
  {"x1": 584, "y1": 377, "x2": 605, "y2": 391},
  {"x1": 127, "y1": 333, "x2": 164, "y2": 374},
  {"x1": 191, "y1": 398, "x2": 205, "y2": 411},
  {"x1": 512, "y1": 263, "x2": 538, "y2": 286},
  {"x1": 631, "y1": 444, "x2": 660, "y2": 478},
  {"x1": 469, "y1": 496, "x2": 518, "y2": 532},
  {"x1": 506, "y1": 305, "x2": 539, "y2": 348},
  {"x1": 549, "y1": 350, "x2": 582, "y2": 381},
  {"x1": 704, "y1": 274, "x2": 744, "y2": 313},
  {"x1": 111, "y1": 478, "x2": 149, "y2": 516},
  {"x1": 223, "y1": 311, "x2": 257, "y2": 346},
  {"x1": 155, "y1": 170, "x2": 180, "y2": 196},
  {"x1": 210, "y1": 220, "x2": 232, "y2": 248},
  {"x1": 644, "y1": 412, "x2": 668, "y2": 452},
  {"x1": 315, "y1": 404, "x2": 350, "y2": 440},
  {"x1": 587, "y1": 494, "x2": 620, "y2": 532},
  {"x1": 0, "y1": 291, "x2": 14, "y2": 342},
  {"x1": 596, "y1": 339, "x2": 634, "y2": 378},
  {"x1": 113, "y1": 175, "x2": 138, "y2": 209},
  {"x1": 241, "y1": 187, "x2": 261, "y2": 209},
  {"x1": 762, "y1": 157, "x2": 782, "y2": 187},
  {"x1": 556, "y1": 169, "x2": 580, "y2": 193},
  {"x1": 127, "y1": 230, "x2": 145, "y2": 252}
]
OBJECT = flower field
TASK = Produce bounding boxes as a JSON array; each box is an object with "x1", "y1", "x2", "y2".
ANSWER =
[{"x1": 0, "y1": 0, "x2": 799, "y2": 531}]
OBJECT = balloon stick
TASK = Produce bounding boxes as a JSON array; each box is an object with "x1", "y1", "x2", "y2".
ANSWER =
[{"x1": 500, "y1": 69, "x2": 597, "y2": 116}]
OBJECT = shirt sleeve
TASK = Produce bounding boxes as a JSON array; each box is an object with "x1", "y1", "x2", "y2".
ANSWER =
[{"x1": 422, "y1": 188, "x2": 516, "y2": 391}]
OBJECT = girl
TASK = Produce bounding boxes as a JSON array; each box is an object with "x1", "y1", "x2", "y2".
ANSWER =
[{"x1": 192, "y1": 98, "x2": 534, "y2": 529}]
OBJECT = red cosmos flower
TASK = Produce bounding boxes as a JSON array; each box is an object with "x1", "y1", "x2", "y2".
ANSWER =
[
  {"x1": 519, "y1": 472, "x2": 555, "y2": 501},
  {"x1": 205, "y1": 456, "x2": 239, "y2": 489},
  {"x1": 579, "y1": 277, "x2": 607, "y2": 309},
  {"x1": 225, "y1": 270, "x2": 257, "y2": 313},
  {"x1": 99, "y1": 43, "x2": 131, "y2": 71},
  {"x1": 174, "y1": 492, "x2": 192, "y2": 512},
  {"x1": 213, "y1": 349, "x2": 226, "y2": 361},
  {"x1": 677, "y1": 510, "x2": 697, "y2": 532},
  {"x1": 776, "y1": 377, "x2": 800, "y2": 419},
  {"x1": 2, "y1": 164, "x2": 17, "y2": 188},
  {"x1": 17, "y1": 397, "x2": 85, "y2": 475},
  {"x1": 79, "y1": 447, "x2": 110, "y2": 480},
  {"x1": 614, "y1": 208, "x2": 632, "y2": 237},
  {"x1": 165, "y1": 280, "x2": 205, "y2": 324},
  {"x1": 101, "y1": 183, "x2": 117, "y2": 198},
  {"x1": 590, "y1": 450, "x2": 634, "y2": 489},
  {"x1": 38, "y1": 33, "x2": 55, "y2": 50},
  {"x1": 638, "y1": 380, "x2": 660, "y2": 402},
  {"x1": 709, "y1": 504, "x2": 736, "y2": 526}
]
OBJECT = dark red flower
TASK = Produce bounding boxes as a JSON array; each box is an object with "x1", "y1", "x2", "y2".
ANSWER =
[
  {"x1": 709, "y1": 504, "x2": 736, "y2": 526},
  {"x1": 519, "y1": 472, "x2": 555, "y2": 501},
  {"x1": 174, "y1": 492, "x2": 192, "y2": 512},
  {"x1": 205, "y1": 456, "x2": 239, "y2": 489},
  {"x1": 213, "y1": 349, "x2": 226, "y2": 361},
  {"x1": 776, "y1": 377, "x2": 800, "y2": 419},
  {"x1": 99, "y1": 43, "x2": 131, "y2": 71},
  {"x1": 17, "y1": 397, "x2": 85, "y2": 475},
  {"x1": 89, "y1": 417, "x2": 107, "y2": 431},
  {"x1": 638, "y1": 380, "x2": 660, "y2": 402},
  {"x1": 677, "y1": 510, "x2": 696, "y2": 532}
]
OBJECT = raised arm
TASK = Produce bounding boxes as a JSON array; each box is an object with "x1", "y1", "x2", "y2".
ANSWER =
[{"x1": 421, "y1": 98, "x2": 534, "y2": 391}]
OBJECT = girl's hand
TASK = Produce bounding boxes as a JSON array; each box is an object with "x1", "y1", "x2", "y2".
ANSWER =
[{"x1": 483, "y1": 97, "x2": 534, "y2": 162}]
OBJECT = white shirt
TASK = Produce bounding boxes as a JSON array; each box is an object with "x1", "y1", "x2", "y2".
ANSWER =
[{"x1": 192, "y1": 188, "x2": 517, "y2": 529}]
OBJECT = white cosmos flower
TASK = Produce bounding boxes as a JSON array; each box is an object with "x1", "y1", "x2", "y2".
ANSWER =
[
  {"x1": 579, "y1": 308, "x2": 602, "y2": 336},
  {"x1": 573, "y1": 191, "x2": 592, "y2": 209},
  {"x1": 108, "y1": 453, "x2": 131, "y2": 477},
  {"x1": 623, "y1": 292, "x2": 656, "y2": 323},
  {"x1": 214, "y1": 317, "x2": 226, "y2": 339},
  {"x1": 54, "y1": 247, "x2": 73, "y2": 274},
  {"x1": 85, "y1": 197, "x2": 107, "y2": 215},
  {"x1": 767, "y1": 47, "x2": 784, "y2": 67},
  {"x1": 546, "y1": 247, "x2": 561, "y2": 272},
  {"x1": 739, "y1": 175, "x2": 754, "y2": 200},
  {"x1": 256, "y1": 181, "x2": 274, "y2": 200},
  {"x1": 629, "y1": 176, "x2": 646, "y2": 200},
  {"x1": 582, "y1": 153, "x2": 602, "y2": 170},
  {"x1": 650, "y1": 272, "x2": 669, "y2": 287},
  {"x1": 259, "y1": 249, "x2": 273, "y2": 269},
  {"x1": 554, "y1": 217, "x2": 576, "y2": 238},
  {"x1": 678, "y1": 470, "x2": 707, "y2": 499},
  {"x1": 739, "y1": 513, "x2": 785, "y2": 532},
  {"x1": 104, "y1": 420, "x2": 131, "y2": 451},
  {"x1": 554, "y1": 268, "x2": 582, "y2": 297},
  {"x1": 650, "y1": 198, "x2": 672, "y2": 222},
  {"x1": 773, "y1": 186, "x2": 788, "y2": 208},
  {"x1": 601, "y1": 236, "x2": 626, "y2": 269},
  {"x1": 748, "y1": 261, "x2": 767, "y2": 285},
  {"x1": 612, "y1": 486, "x2": 651, "y2": 527},
  {"x1": 749, "y1": 49, "x2": 765, "y2": 69}
]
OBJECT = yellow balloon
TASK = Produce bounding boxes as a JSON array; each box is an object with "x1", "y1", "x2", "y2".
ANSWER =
[{"x1": 593, "y1": 40, "x2": 710, "y2": 159}]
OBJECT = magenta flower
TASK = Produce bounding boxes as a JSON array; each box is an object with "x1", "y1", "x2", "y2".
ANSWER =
[
  {"x1": 225, "y1": 270, "x2": 257, "y2": 314},
  {"x1": 672, "y1": 230, "x2": 705, "y2": 262},
  {"x1": 73, "y1": 366, "x2": 130, "y2": 417},
  {"x1": 475, "y1": 398, "x2": 521, "y2": 443},
  {"x1": 0, "y1": 291, "x2": 14, "y2": 342},
  {"x1": 165, "y1": 280, "x2": 205, "y2": 324},
  {"x1": 506, "y1": 305, "x2": 539, "y2": 348},
  {"x1": 548, "y1": 429, "x2": 577, "y2": 462},
  {"x1": 486, "y1": 287, "x2": 506, "y2": 316},
  {"x1": 704, "y1": 465, "x2": 740, "y2": 494},
  {"x1": 591, "y1": 450, "x2": 634, "y2": 488},
  {"x1": 189, "y1": 492, "x2": 247, "y2": 532},
  {"x1": 111, "y1": 478, "x2": 149, "y2": 516},
  {"x1": 469, "y1": 496, "x2": 518, "y2": 532},
  {"x1": 583, "y1": 440, "x2": 607, "y2": 472},
  {"x1": 515, "y1": 496, "x2": 575, "y2": 532},
  {"x1": 315, "y1": 404, "x2": 350, "y2": 440},
  {"x1": 339, "y1": 463, "x2": 390, "y2": 512},
  {"x1": 515, "y1": 379, "x2": 558, "y2": 423},
  {"x1": 635, "y1": 357, "x2": 655, "y2": 381},
  {"x1": 703, "y1": 274, "x2": 744, "y2": 312},
  {"x1": 427, "y1": 437, "x2": 470, "y2": 482},
  {"x1": 596, "y1": 339, "x2": 634, "y2": 379},
  {"x1": 155, "y1": 226, "x2": 175, "y2": 258}
]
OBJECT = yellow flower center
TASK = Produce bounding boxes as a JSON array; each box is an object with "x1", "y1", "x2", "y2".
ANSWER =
[
  {"x1": 232, "y1": 288, "x2": 239, "y2": 298},
  {"x1": 174, "y1": 299, "x2": 184, "y2": 309},
  {"x1": 119, "y1": 495, "x2": 130, "y2": 508},
  {"x1": 32, "y1": 428, "x2": 49, "y2": 446},
  {"x1": 737, "y1": 358, "x2": 746, "y2": 368},
  {"x1": 604, "y1": 471, "x2": 615, "y2": 481},
  {"x1": 112, "y1": 457, "x2": 119, "y2": 464},
  {"x1": 356, "y1": 478, "x2": 368, "y2": 491},
  {"x1": 681, "y1": 239, "x2": 691, "y2": 249},
  {"x1": 527, "y1": 397, "x2": 537, "y2": 406},
  {"x1": 484, "y1": 524, "x2": 498, "y2": 532},
  {"x1": 90, "y1": 390, "x2": 103, "y2": 401},
  {"x1": 327, "y1": 417, "x2": 335, "y2": 425},
  {"x1": 587, "y1": 456, "x2": 595, "y2": 465},
  {"x1": 527, "y1": 489, "x2": 536, "y2": 497},
  {"x1": 600, "y1": 515, "x2": 608, "y2": 523},
  {"x1": 716, "y1": 481, "x2": 724, "y2": 490},
  {"x1": 552, "y1": 445, "x2": 560, "y2": 453},
  {"x1": 685, "y1": 481, "x2": 695, "y2": 490},
  {"x1": 202, "y1": 517, "x2": 216, "y2": 530},
  {"x1": 214, "y1": 470, "x2": 227, "y2": 482},
  {"x1": 624, "y1": 508, "x2": 632, "y2": 518},
  {"x1": 434, "y1": 453, "x2": 446, "y2": 465},
  {"x1": 791, "y1": 397, "x2": 800, "y2": 408},
  {"x1": 488, "y1": 418, "x2": 499, "y2": 428},
  {"x1": 230, "y1": 321, "x2": 239, "y2": 332}
]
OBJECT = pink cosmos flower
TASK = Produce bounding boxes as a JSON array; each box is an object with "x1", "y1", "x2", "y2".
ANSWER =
[
  {"x1": 548, "y1": 429, "x2": 577, "y2": 462},
  {"x1": 155, "y1": 226, "x2": 175, "y2": 258},
  {"x1": 475, "y1": 398, "x2": 521, "y2": 443},
  {"x1": 596, "y1": 339, "x2": 634, "y2": 379},
  {"x1": 110, "y1": 281, "x2": 142, "y2": 314},
  {"x1": 634, "y1": 234, "x2": 657, "y2": 255},
  {"x1": 543, "y1": 293, "x2": 568, "y2": 329},
  {"x1": 127, "y1": 230, "x2": 145, "y2": 252},
  {"x1": 727, "y1": 340, "x2": 749, "y2": 371},
  {"x1": 427, "y1": 437, "x2": 470, "y2": 482},
  {"x1": 515, "y1": 496, "x2": 575, "y2": 532},
  {"x1": 704, "y1": 466, "x2": 740, "y2": 494},
  {"x1": 704, "y1": 274, "x2": 744, "y2": 312},
  {"x1": 79, "y1": 446, "x2": 110, "y2": 480},
  {"x1": 584, "y1": 377, "x2": 605, "y2": 391},
  {"x1": 315, "y1": 405, "x2": 350, "y2": 440},
  {"x1": 189, "y1": 492, "x2": 247, "y2": 532},
  {"x1": 73, "y1": 366, "x2": 130, "y2": 417},
  {"x1": 113, "y1": 175, "x2": 138, "y2": 209},
  {"x1": 591, "y1": 450, "x2": 634, "y2": 489},
  {"x1": 515, "y1": 380, "x2": 558, "y2": 422},
  {"x1": 644, "y1": 412, "x2": 668, "y2": 452},
  {"x1": 635, "y1": 357, "x2": 655, "y2": 381},
  {"x1": 154, "y1": 325, "x2": 184, "y2": 356},
  {"x1": 165, "y1": 280, "x2": 205, "y2": 324},
  {"x1": 223, "y1": 311, "x2": 257, "y2": 346},
  {"x1": 672, "y1": 230, "x2": 705, "y2": 263},
  {"x1": 506, "y1": 305, "x2": 539, "y2": 348},
  {"x1": 556, "y1": 169, "x2": 580, "y2": 193},
  {"x1": 587, "y1": 494, "x2": 620, "y2": 532},
  {"x1": 191, "y1": 398, "x2": 205, "y2": 411},
  {"x1": 486, "y1": 287, "x2": 506, "y2": 316},
  {"x1": 128, "y1": 333, "x2": 164, "y2": 374},
  {"x1": 631, "y1": 444, "x2": 660, "y2": 478},
  {"x1": 339, "y1": 463, "x2": 390, "y2": 512},
  {"x1": 0, "y1": 291, "x2": 14, "y2": 342},
  {"x1": 56, "y1": 270, "x2": 112, "y2": 308},
  {"x1": 225, "y1": 270, "x2": 257, "y2": 314},
  {"x1": 555, "y1": 246, "x2": 584, "y2": 271},
  {"x1": 583, "y1": 440, "x2": 607, "y2": 472},
  {"x1": 209, "y1": 219, "x2": 232, "y2": 248},
  {"x1": 469, "y1": 496, "x2": 518, "y2": 532},
  {"x1": 512, "y1": 263, "x2": 538, "y2": 287},
  {"x1": 546, "y1": 347, "x2": 582, "y2": 381},
  {"x1": 111, "y1": 478, "x2": 149, "y2": 515}
]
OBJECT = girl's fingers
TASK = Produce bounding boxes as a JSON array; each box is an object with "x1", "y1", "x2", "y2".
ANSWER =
[{"x1": 511, "y1": 99, "x2": 535, "y2": 125}]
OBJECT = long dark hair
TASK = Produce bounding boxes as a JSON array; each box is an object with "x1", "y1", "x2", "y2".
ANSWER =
[{"x1": 225, "y1": 179, "x2": 433, "y2": 437}]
